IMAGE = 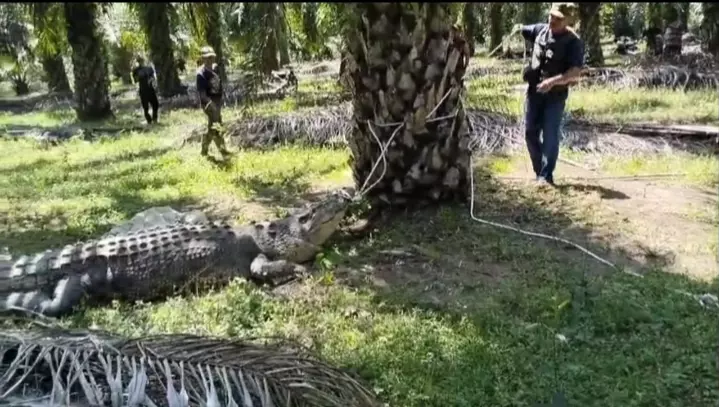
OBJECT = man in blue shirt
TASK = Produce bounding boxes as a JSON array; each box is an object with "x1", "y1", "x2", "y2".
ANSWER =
[
  {"x1": 196, "y1": 46, "x2": 231, "y2": 158},
  {"x1": 514, "y1": 3, "x2": 584, "y2": 187}
]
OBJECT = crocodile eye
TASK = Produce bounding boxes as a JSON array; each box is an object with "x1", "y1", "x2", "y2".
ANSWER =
[{"x1": 297, "y1": 212, "x2": 310, "y2": 224}]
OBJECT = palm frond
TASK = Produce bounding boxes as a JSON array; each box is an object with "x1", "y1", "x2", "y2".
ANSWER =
[{"x1": 0, "y1": 321, "x2": 380, "y2": 406}]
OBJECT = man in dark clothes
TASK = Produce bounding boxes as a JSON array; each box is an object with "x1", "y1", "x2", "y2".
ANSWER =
[
  {"x1": 196, "y1": 46, "x2": 231, "y2": 158},
  {"x1": 131, "y1": 56, "x2": 159, "y2": 124},
  {"x1": 513, "y1": 3, "x2": 584, "y2": 187}
]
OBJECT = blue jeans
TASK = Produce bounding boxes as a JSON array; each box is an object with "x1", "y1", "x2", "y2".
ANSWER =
[{"x1": 524, "y1": 89, "x2": 568, "y2": 182}]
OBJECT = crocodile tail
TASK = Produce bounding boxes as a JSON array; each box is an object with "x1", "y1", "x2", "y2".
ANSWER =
[{"x1": 0, "y1": 275, "x2": 86, "y2": 318}]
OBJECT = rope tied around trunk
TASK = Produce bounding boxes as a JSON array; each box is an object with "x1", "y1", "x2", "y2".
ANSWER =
[
  {"x1": 350, "y1": 92, "x2": 719, "y2": 311},
  {"x1": 352, "y1": 84, "x2": 622, "y2": 272}
]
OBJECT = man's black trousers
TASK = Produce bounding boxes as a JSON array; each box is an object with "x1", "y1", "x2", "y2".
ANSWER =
[{"x1": 139, "y1": 89, "x2": 159, "y2": 124}]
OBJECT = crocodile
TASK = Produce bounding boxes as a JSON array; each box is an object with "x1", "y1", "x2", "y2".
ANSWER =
[{"x1": 0, "y1": 189, "x2": 352, "y2": 318}]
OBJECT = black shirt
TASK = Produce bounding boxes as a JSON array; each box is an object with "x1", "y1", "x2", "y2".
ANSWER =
[
  {"x1": 196, "y1": 65, "x2": 222, "y2": 101},
  {"x1": 132, "y1": 65, "x2": 157, "y2": 93}
]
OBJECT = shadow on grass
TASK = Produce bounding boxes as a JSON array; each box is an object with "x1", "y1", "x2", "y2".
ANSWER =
[
  {"x1": 555, "y1": 183, "x2": 630, "y2": 200},
  {"x1": 0, "y1": 148, "x2": 198, "y2": 253},
  {"x1": 234, "y1": 162, "x2": 345, "y2": 207},
  {"x1": 0, "y1": 146, "x2": 173, "y2": 179},
  {"x1": 309, "y1": 165, "x2": 719, "y2": 406}
]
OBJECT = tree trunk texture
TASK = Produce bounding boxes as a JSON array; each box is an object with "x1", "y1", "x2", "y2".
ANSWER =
[
  {"x1": 678, "y1": 3, "x2": 690, "y2": 31},
  {"x1": 41, "y1": 54, "x2": 71, "y2": 93},
  {"x1": 489, "y1": 3, "x2": 504, "y2": 55},
  {"x1": 612, "y1": 3, "x2": 632, "y2": 39},
  {"x1": 262, "y1": 34, "x2": 281, "y2": 75},
  {"x1": 461, "y1": 3, "x2": 477, "y2": 57},
  {"x1": 31, "y1": 3, "x2": 72, "y2": 94},
  {"x1": 345, "y1": 3, "x2": 472, "y2": 207},
  {"x1": 521, "y1": 3, "x2": 544, "y2": 54},
  {"x1": 645, "y1": 3, "x2": 664, "y2": 56},
  {"x1": 578, "y1": 3, "x2": 604, "y2": 67},
  {"x1": 521, "y1": 3, "x2": 543, "y2": 24},
  {"x1": 701, "y1": 3, "x2": 719, "y2": 58},
  {"x1": 64, "y1": 3, "x2": 113, "y2": 121},
  {"x1": 198, "y1": 2, "x2": 228, "y2": 84},
  {"x1": 140, "y1": 3, "x2": 183, "y2": 98},
  {"x1": 647, "y1": 3, "x2": 663, "y2": 31}
]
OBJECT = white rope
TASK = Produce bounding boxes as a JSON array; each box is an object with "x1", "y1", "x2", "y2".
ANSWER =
[{"x1": 352, "y1": 34, "x2": 639, "y2": 275}]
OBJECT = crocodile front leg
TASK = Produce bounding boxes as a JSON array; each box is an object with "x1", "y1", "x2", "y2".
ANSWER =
[
  {"x1": 249, "y1": 254, "x2": 309, "y2": 286},
  {"x1": 2, "y1": 274, "x2": 86, "y2": 318}
]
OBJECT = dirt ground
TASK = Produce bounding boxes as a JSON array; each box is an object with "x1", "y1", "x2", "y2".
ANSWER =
[
  {"x1": 280, "y1": 155, "x2": 719, "y2": 312},
  {"x1": 501, "y1": 159, "x2": 717, "y2": 281}
]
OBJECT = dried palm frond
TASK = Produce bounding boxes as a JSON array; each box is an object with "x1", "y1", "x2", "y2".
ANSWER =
[
  {"x1": 181, "y1": 102, "x2": 715, "y2": 156},
  {"x1": 579, "y1": 66, "x2": 718, "y2": 90},
  {"x1": 0, "y1": 322, "x2": 380, "y2": 407}
]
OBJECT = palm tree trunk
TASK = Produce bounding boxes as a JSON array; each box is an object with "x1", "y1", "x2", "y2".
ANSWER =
[
  {"x1": 701, "y1": 3, "x2": 719, "y2": 58},
  {"x1": 41, "y1": 54, "x2": 71, "y2": 93},
  {"x1": 489, "y1": 3, "x2": 504, "y2": 54},
  {"x1": 521, "y1": 3, "x2": 544, "y2": 54},
  {"x1": 462, "y1": 3, "x2": 478, "y2": 57},
  {"x1": 578, "y1": 3, "x2": 604, "y2": 66},
  {"x1": 346, "y1": 3, "x2": 472, "y2": 207},
  {"x1": 138, "y1": 3, "x2": 183, "y2": 98},
  {"x1": 198, "y1": 3, "x2": 228, "y2": 84},
  {"x1": 64, "y1": 2, "x2": 112, "y2": 121},
  {"x1": 31, "y1": 3, "x2": 72, "y2": 94}
]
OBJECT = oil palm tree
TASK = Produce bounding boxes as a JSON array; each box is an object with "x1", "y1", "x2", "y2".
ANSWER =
[
  {"x1": 578, "y1": 2, "x2": 604, "y2": 66},
  {"x1": 344, "y1": 3, "x2": 472, "y2": 206},
  {"x1": 701, "y1": 3, "x2": 719, "y2": 57},
  {"x1": 29, "y1": 3, "x2": 71, "y2": 93},
  {"x1": 64, "y1": 2, "x2": 112, "y2": 121},
  {"x1": 131, "y1": 3, "x2": 183, "y2": 98},
  {"x1": 190, "y1": 2, "x2": 228, "y2": 83}
]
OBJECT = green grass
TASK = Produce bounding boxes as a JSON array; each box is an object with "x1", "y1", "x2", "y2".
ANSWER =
[
  {"x1": 1, "y1": 53, "x2": 718, "y2": 406},
  {"x1": 1, "y1": 123, "x2": 717, "y2": 406},
  {"x1": 464, "y1": 54, "x2": 719, "y2": 125}
]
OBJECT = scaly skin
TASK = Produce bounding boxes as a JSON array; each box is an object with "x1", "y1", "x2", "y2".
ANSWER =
[{"x1": 0, "y1": 190, "x2": 351, "y2": 317}]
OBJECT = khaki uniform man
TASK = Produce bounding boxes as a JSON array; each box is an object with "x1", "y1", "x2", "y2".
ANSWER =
[{"x1": 196, "y1": 46, "x2": 231, "y2": 158}]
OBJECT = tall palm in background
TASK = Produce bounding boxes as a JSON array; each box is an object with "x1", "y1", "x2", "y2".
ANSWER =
[
  {"x1": 344, "y1": 3, "x2": 472, "y2": 206},
  {"x1": 29, "y1": 3, "x2": 71, "y2": 93},
  {"x1": 578, "y1": 3, "x2": 604, "y2": 67},
  {"x1": 701, "y1": 3, "x2": 719, "y2": 57},
  {"x1": 489, "y1": 3, "x2": 504, "y2": 54},
  {"x1": 64, "y1": 2, "x2": 112, "y2": 121},
  {"x1": 186, "y1": 3, "x2": 228, "y2": 84},
  {"x1": 131, "y1": 3, "x2": 183, "y2": 98}
]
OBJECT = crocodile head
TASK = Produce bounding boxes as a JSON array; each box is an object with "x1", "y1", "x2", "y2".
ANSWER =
[{"x1": 252, "y1": 189, "x2": 353, "y2": 262}]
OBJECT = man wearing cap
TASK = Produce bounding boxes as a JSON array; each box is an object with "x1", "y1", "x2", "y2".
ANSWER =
[
  {"x1": 132, "y1": 55, "x2": 159, "y2": 125},
  {"x1": 512, "y1": 3, "x2": 584, "y2": 187},
  {"x1": 196, "y1": 45, "x2": 231, "y2": 158}
]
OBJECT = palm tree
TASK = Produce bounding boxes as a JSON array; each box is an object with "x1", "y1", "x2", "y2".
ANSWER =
[
  {"x1": 461, "y1": 3, "x2": 478, "y2": 57},
  {"x1": 578, "y1": 3, "x2": 604, "y2": 66},
  {"x1": 521, "y1": 3, "x2": 545, "y2": 54},
  {"x1": 29, "y1": 3, "x2": 71, "y2": 93},
  {"x1": 230, "y1": 3, "x2": 291, "y2": 75},
  {"x1": 63, "y1": 2, "x2": 112, "y2": 121},
  {"x1": 702, "y1": 3, "x2": 719, "y2": 58},
  {"x1": 192, "y1": 3, "x2": 228, "y2": 83},
  {"x1": 488, "y1": 3, "x2": 504, "y2": 55},
  {"x1": 131, "y1": 3, "x2": 183, "y2": 98},
  {"x1": 344, "y1": 3, "x2": 472, "y2": 206}
]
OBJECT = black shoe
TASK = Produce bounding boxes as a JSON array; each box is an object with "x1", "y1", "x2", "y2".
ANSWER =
[{"x1": 536, "y1": 176, "x2": 556, "y2": 187}]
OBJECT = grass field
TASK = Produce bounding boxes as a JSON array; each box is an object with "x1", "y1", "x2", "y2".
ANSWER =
[{"x1": 0, "y1": 53, "x2": 717, "y2": 406}]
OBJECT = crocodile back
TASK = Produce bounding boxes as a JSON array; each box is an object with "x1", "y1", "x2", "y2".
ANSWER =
[{"x1": 0, "y1": 222, "x2": 261, "y2": 303}]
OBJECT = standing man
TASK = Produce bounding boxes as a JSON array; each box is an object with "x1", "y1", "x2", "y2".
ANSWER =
[
  {"x1": 196, "y1": 46, "x2": 231, "y2": 159},
  {"x1": 514, "y1": 3, "x2": 584, "y2": 187},
  {"x1": 132, "y1": 56, "x2": 159, "y2": 125}
]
